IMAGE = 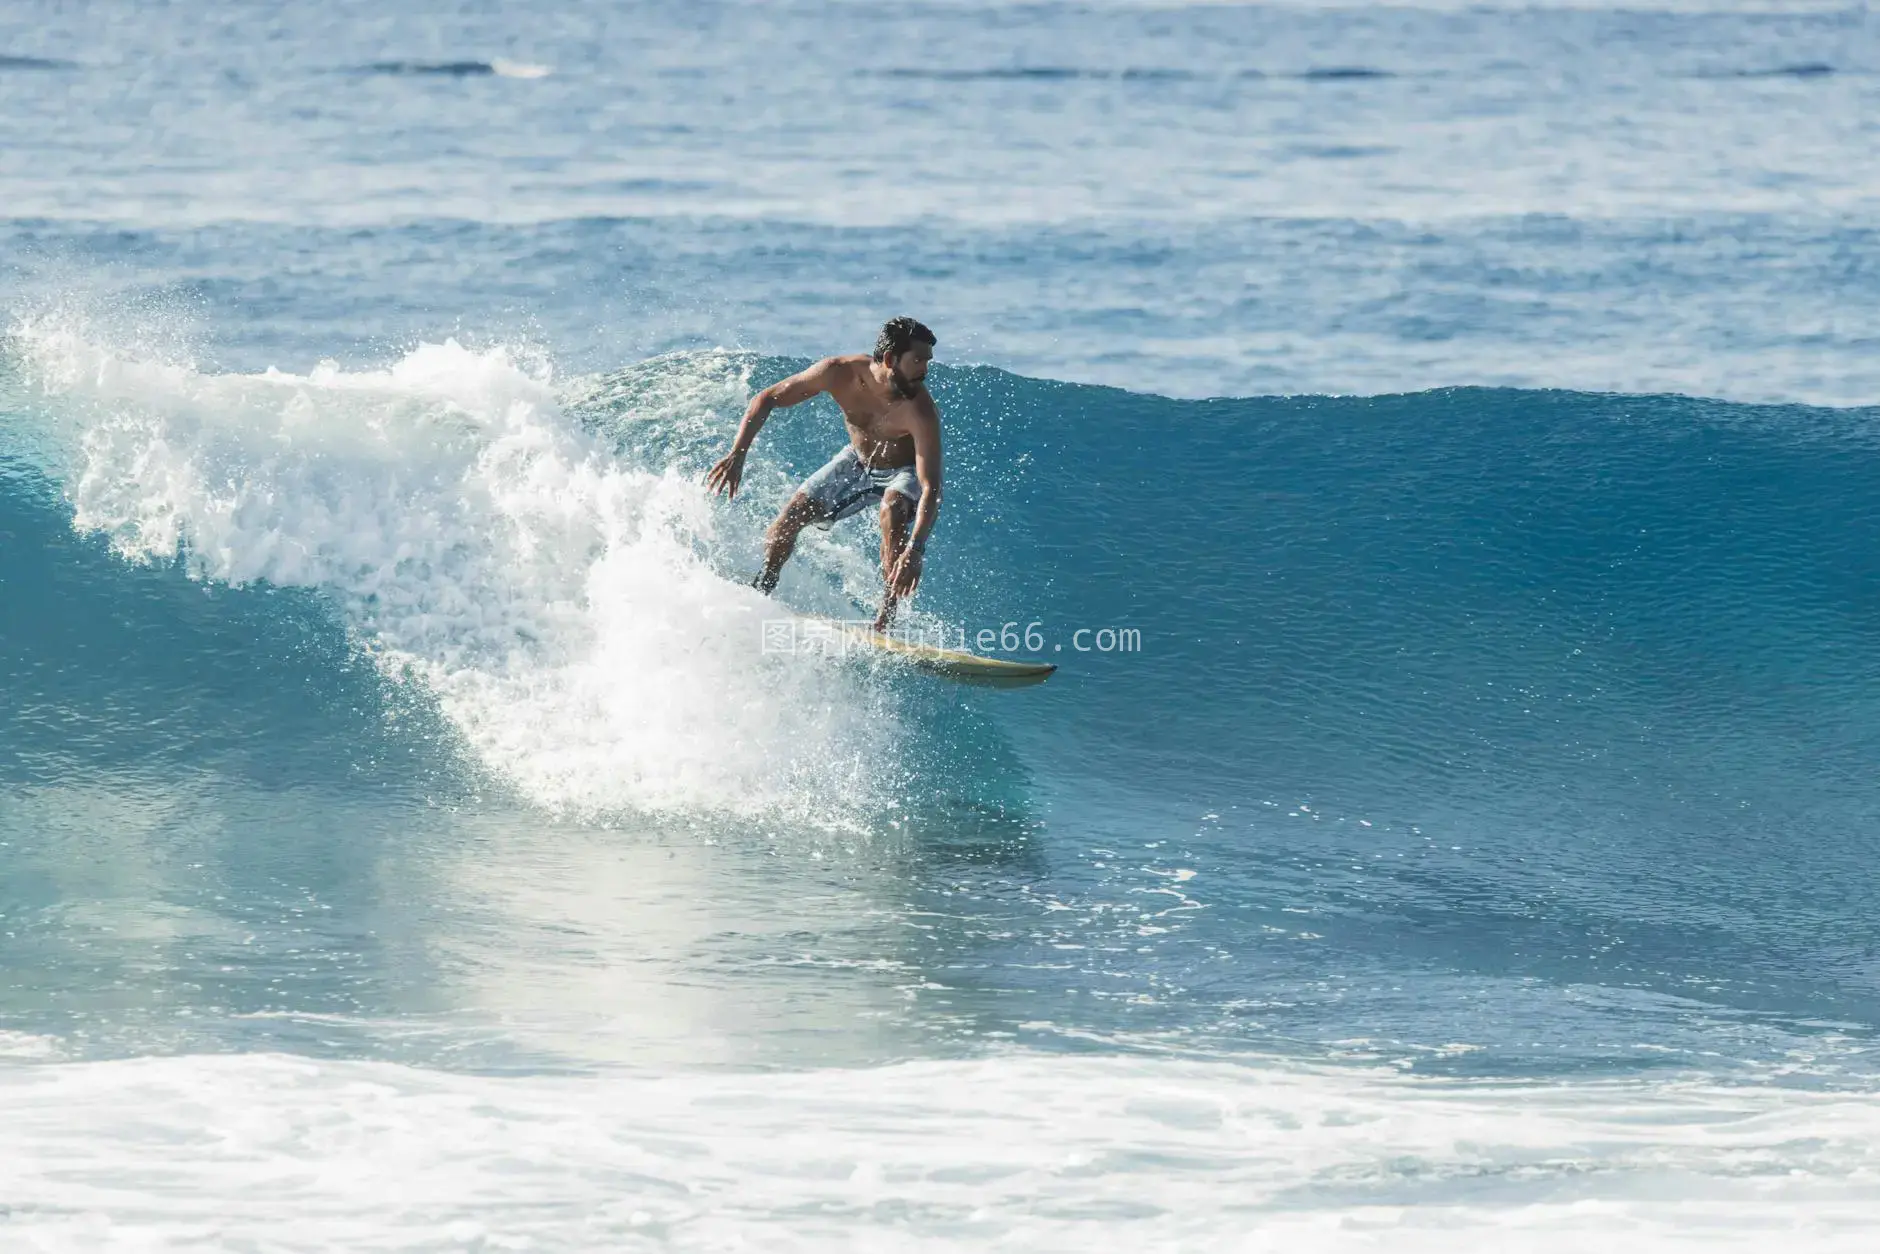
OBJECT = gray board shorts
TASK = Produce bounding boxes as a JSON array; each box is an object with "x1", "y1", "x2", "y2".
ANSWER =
[{"x1": 797, "y1": 445, "x2": 921, "y2": 526}]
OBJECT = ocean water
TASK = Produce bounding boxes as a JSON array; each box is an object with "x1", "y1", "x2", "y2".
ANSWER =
[{"x1": 5, "y1": 0, "x2": 1880, "y2": 1248}]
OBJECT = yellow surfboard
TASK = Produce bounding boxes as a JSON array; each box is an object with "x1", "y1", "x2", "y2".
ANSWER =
[{"x1": 808, "y1": 618, "x2": 1057, "y2": 685}]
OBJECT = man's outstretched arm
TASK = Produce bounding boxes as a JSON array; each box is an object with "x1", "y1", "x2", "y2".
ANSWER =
[{"x1": 705, "y1": 358, "x2": 843, "y2": 499}]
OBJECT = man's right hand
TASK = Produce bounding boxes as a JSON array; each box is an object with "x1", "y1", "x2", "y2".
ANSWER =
[{"x1": 705, "y1": 449, "x2": 745, "y2": 499}]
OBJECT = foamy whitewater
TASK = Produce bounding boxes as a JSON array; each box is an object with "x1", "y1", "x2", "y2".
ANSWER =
[
  {"x1": 11, "y1": 316, "x2": 892, "y2": 821},
  {"x1": 5, "y1": 0, "x2": 1880, "y2": 1249}
]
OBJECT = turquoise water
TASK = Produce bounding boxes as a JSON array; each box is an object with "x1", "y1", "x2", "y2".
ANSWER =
[{"x1": 6, "y1": 0, "x2": 1880, "y2": 1248}]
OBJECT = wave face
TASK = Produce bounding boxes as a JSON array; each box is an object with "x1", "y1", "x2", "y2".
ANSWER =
[
  {"x1": 886, "y1": 364, "x2": 1880, "y2": 1070},
  {"x1": 7, "y1": 325, "x2": 1880, "y2": 1074}
]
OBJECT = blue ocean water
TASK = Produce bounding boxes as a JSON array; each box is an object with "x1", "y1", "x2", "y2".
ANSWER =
[{"x1": 6, "y1": 0, "x2": 1880, "y2": 1248}]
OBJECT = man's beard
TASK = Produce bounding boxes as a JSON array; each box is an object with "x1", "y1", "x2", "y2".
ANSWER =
[{"x1": 889, "y1": 367, "x2": 918, "y2": 399}]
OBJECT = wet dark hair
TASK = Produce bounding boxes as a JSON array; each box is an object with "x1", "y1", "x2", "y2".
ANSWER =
[{"x1": 874, "y1": 316, "x2": 936, "y2": 362}]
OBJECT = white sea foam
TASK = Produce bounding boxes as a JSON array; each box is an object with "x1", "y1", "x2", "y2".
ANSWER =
[
  {"x1": 0, "y1": 1032, "x2": 59, "y2": 1060},
  {"x1": 8, "y1": 315, "x2": 893, "y2": 823},
  {"x1": 1, "y1": 1050, "x2": 1876, "y2": 1251}
]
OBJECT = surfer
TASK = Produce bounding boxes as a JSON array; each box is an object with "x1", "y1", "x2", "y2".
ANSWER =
[{"x1": 705, "y1": 317, "x2": 942, "y2": 632}]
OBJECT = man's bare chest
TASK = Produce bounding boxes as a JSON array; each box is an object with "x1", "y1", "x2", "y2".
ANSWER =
[{"x1": 831, "y1": 389, "x2": 916, "y2": 440}]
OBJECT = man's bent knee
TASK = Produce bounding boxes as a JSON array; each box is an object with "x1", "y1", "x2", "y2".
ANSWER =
[{"x1": 769, "y1": 493, "x2": 823, "y2": 539}]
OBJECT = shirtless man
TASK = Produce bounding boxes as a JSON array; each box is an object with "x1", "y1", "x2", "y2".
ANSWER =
[{"x1": 705, "y1": 317, "x2": 941, "y2": 631}]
